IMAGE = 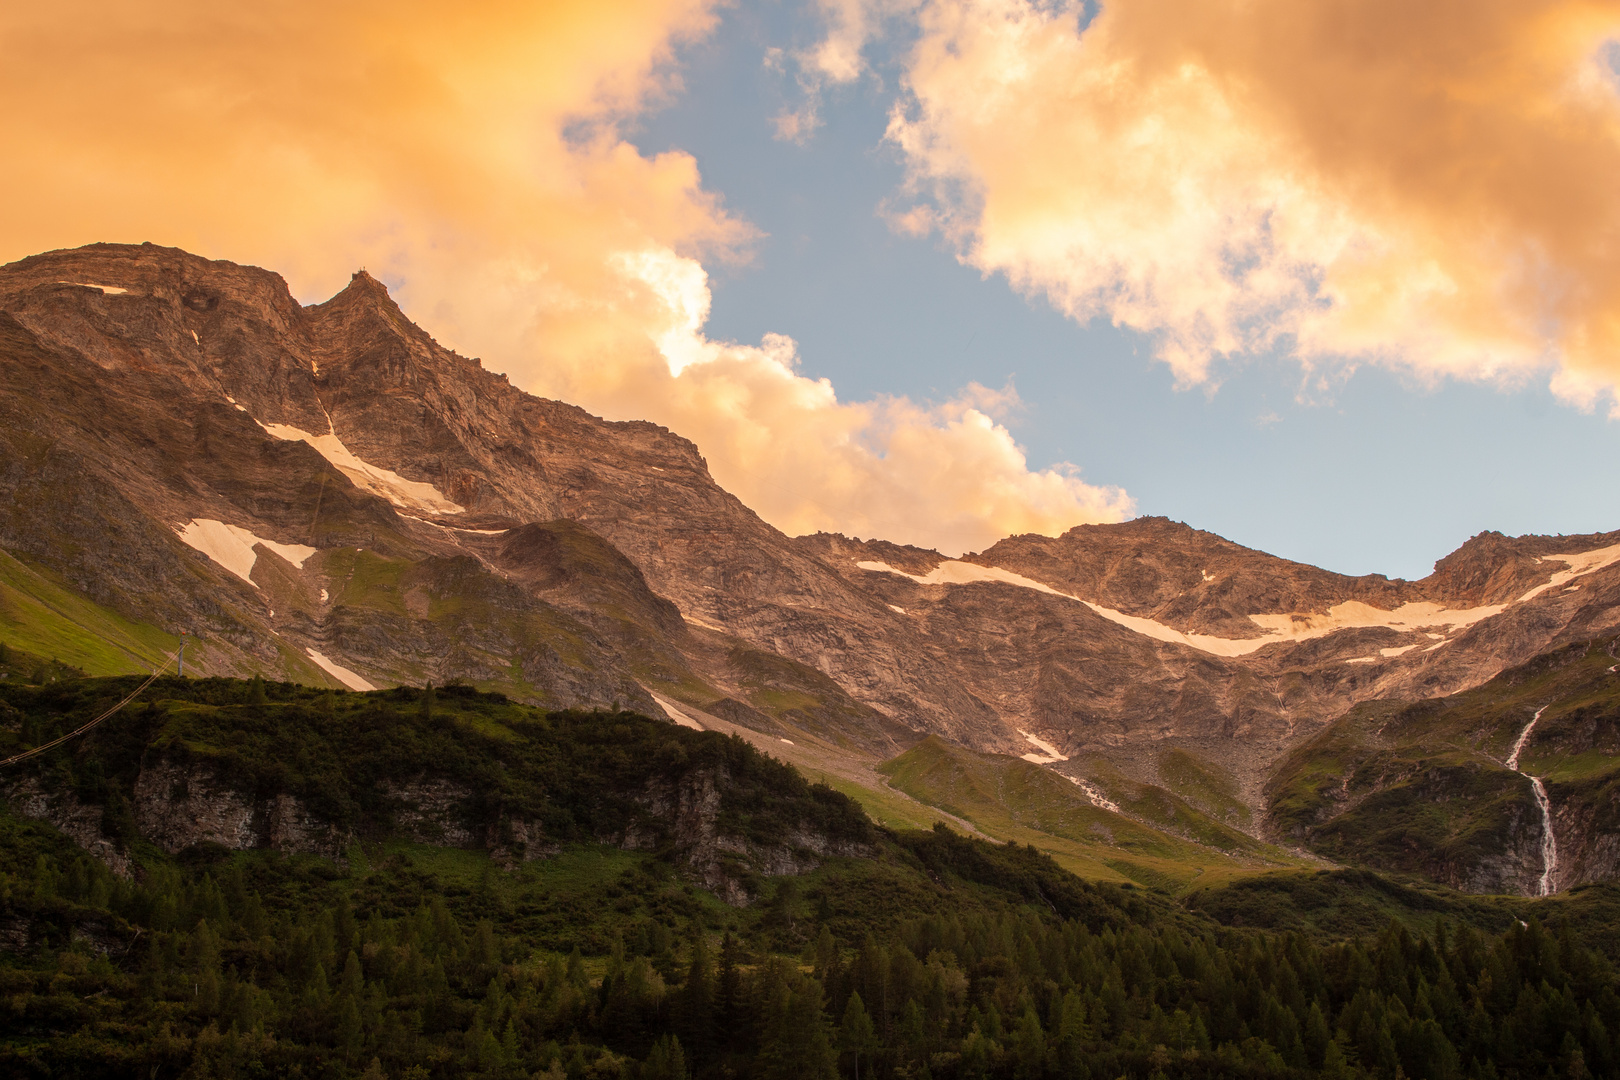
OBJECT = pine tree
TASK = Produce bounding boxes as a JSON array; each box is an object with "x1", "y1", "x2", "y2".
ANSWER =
[
  {"x1": 1012, "y1": 1006, "x2": 1046, "y2": 1080},
  {"x1": 1054, "y1": 988, "x2": 1090, "y2": 1072},
  {"x1": 677, "y1": 933, "x2": 715, "y2": 1061},
  {"x1": 717, "y1": 932, "x2": 745, "y2": 1050},
  {"x1": 1304, "y1": 1000, "x2": 1333, "y2": 1068},
  {"x1": 757, "y1": 963, "x2": 837, "y2": 1080},
  {"x1": 839, "y1": 991, "x2": 877, "y2": 1080},
  {"x1": 813, "y1": 924, "x2": 840, "y2": 983},
  {"x1": 644, "y1": 1034, "x2": 689, "y2": 1080}
]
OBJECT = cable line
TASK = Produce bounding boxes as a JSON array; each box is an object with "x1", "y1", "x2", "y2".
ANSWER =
[{"x1": 0, "y1": 649, "x2": 179, "y2": 768}]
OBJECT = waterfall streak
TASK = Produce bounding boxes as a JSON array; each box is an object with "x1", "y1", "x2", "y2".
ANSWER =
[
  {"x1": 1507, "y1": 706, "x2": 1557, "y2": 896},
  {"x1": 1506, "y1": 705, "x2": 1546, "y2": 772},
  {"x1": 1528, "y1": 777, "x2": 1559, "y2": 897}
]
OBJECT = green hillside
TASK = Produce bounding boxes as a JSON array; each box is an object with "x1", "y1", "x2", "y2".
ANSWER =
[
  {"x1": 2, "y1": 677, "x2": 1620, "y2": 1078},
  {"x1": 1266, "y1": 637, "x2": 1620, "y2": 893},
  {"x1": 0, "y1": 548, "x2": 177, "y2": 676},
  {"x1": 879, "y1": 737, "x2": 1304, "y2": 892}
]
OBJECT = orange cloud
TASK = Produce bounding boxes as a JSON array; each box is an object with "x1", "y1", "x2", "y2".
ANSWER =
[
  {"x1": 537, "y1": 248, "x2": 1131, "y2": 553},
  {"x1": 886, "y1": 0, "x2": 1620, "y2": 404},
  {"x1": 0, "y1": 0, "x2": 1130, "y2": 554}
]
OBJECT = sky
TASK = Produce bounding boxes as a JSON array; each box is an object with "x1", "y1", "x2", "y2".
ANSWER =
[{"x1": 3, "y1": 1, "x2": 1620, "y2": 579}]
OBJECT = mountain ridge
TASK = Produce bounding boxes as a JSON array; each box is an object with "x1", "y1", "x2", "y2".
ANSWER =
[{"x1": 5, "y1": 241, "x2": 1620, "y2": 896}]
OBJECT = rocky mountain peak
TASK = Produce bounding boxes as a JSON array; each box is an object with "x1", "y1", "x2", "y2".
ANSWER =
[{"x1": 4, "y1": 244, "x2": 1620, "y2": 890}]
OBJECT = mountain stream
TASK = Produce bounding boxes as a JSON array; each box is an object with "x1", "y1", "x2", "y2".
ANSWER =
[{"x1": 1507, "y1": 706, "x2": 1558, "y2": 896}]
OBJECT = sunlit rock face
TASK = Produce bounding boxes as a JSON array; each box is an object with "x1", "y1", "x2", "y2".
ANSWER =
[{"x1": 4, "y1": 243, "x2": 1620, "y2": 894}]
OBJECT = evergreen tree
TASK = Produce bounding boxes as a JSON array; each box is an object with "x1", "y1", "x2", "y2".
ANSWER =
[
  {"x1": 839, "y1": 991, "x2": 877, "y2": 1080},
  {"x1": 677, "y1": 933, "x2": 715, "y2": 1061},
  {"x1": 1012, "y1": 1005, "x2": 1046, "y2": 1080},
  {"x1": 717, "y1": 932, "x2": 746, "y2": 1050},
  {"x1": 644, "y1": 1034, "x2": 688, "y2": 1080},
  {"x1": 757, "y1": 963, "x2": 837, "y2": 1080}
]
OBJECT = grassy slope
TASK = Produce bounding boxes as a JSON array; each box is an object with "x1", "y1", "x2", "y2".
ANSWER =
[
  {"x1": 1067, "y1": 751, "x2": 1270, "y2": 855},
  {"x1": 1156, "y1": 746, "x2": 1255, "y2": 831},
  {"x1": 1266, "y1": 637, "x2": 1620, "y2": 888},
  {"x1": 0, "y1": 548, "x2": 177, "y2": 676},
  {"x1": 644, "y1": 692, "x2": 965, "y2": 835},
  {"x1": 878, "y1": 737, "x2": 1306, "y2": 892}
]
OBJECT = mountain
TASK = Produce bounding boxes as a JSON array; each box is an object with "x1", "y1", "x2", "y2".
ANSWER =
[
  {"x1": 10, "y1": 676, "x2": 1620, "y2": 1080},
  {"x1": 4, "y1": 242, "x2": 1620, "y2": 896}
]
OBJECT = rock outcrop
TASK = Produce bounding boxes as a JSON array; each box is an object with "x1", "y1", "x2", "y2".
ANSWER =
[{"x1": 631, "y1": 764, "x2": 871, "y2": 905}]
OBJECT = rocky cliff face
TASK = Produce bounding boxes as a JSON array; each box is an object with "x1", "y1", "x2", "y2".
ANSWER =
[
  {"x1": 5, "y1": 243, "x2": 1620, "y2": 893},
  {"x1": 8, "y1": 747, "x2": 859, "y2": 904}
]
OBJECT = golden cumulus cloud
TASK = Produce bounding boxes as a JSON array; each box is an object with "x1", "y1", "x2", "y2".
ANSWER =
[
  {"x1": 886, "y1": 0, "x2": 1620, "y2": 405},
  {"x1": 0, "y1": 0, "x2": 1130, "y2": 554}
]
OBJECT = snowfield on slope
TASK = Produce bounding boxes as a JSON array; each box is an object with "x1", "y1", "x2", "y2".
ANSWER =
[
  {"x1": 175, "y1": 519, "x2": 316, "y2": 587},
  {"x1": 859, "y1": 542, "x2": 1620, "y2": 658},
  {"x1": 261, "y1": 423, "x2": 464, "y2": 515},
  {"x1": 305, "y1": 649, "x2": 376, "y2": 691}
]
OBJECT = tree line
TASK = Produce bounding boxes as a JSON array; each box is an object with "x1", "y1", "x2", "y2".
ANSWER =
[{"x1": 3, "y1": 841, "x2": 1614, "y2": 1080}]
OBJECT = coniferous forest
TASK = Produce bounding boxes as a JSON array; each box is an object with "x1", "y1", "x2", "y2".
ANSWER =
[{"x1": 2, "y1": 676, "x2": 1619, "y2": 1079}]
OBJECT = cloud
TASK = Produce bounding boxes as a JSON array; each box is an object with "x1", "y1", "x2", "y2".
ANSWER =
[
  {"x1": 541, "y1": 248, "x2": 1132, "y2": 553},
  {"x1": 768, "y1": 0, "x2": 921, "y2": 143},
  {"x1": 883, "y1": 0, "x2": 1620, "y2": 406},
  {"x1": 0, "y1": 0, "x2": 1129, "y2": 555}
]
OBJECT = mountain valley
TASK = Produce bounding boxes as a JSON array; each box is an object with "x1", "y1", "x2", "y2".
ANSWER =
[{"x1": 4, "y1": 243, "x2": 1620, "y2": 900}]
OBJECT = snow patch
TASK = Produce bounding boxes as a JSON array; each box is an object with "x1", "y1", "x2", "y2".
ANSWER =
[
  {"x1": 1081, "y1": 602, "x2": 1279, "y2": 657},
  {"x1": 887, "y1": 604, "x2": 908, "y2": 615},
  {"x1": 261, "y1": 424, "x2": 464, "y2": 515},
  {"x1": 1380, "y1": 644, "x2": 1421, "y2": 658},
  {"x1": 1516, "y1": 542, "x2": 1620, "y2": 602},
  {"x1": 320, "y1": 588, "x2": 329, "y2": 603},
  {"x1": 1018, "y1": 729, "x2": 1069, "y2": 763},
  {"x1": 192, "y1": 330, "x2": 200, "y2": 344},
  {"x1": 1248, "y1": 600, "x2": 1507, "y2": 644},
  {"x1": 59, "y1": 281, "x2": 128, "y2": 295},
  {"x1": 654, "y1": 696, "x2": 704, "y2": 731},
  {"x1": 175, "y1": 519, "x2": 316, "y2": 587},
  {"x1": 859, "y1": 559, "x2": 1377, "y2": 657},
  {"x1": 682, "y1": 613, "x2": 727, "y2": 633},
  {"x1": 858, "y1": 559, "x2": 1068, "y2": 595},
  {"x1": 859, "y1": 541, "x2": 1620, "y2": 660},
  {"x1": 305, "y1": 648, "x2": 375, "y2": 691},
  {"x1": 779, "y1": 738, "x2": 795, "y2": 745}
]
